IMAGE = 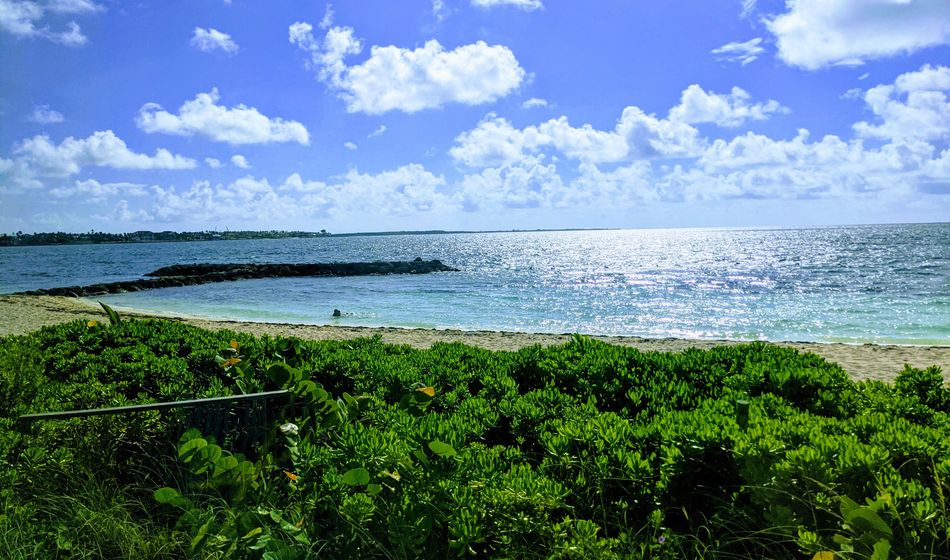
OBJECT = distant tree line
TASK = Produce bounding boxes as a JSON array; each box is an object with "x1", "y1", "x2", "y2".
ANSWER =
[{"x1": 0, "y1": 229, "x2": 330, "y2": 247}]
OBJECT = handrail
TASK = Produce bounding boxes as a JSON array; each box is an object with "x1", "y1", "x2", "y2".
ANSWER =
[{"x1": 15, "y1": 389, "x2": 291, "y2": 427}]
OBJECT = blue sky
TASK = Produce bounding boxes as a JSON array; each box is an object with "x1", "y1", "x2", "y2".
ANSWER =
[{"x1": 1, "y1": 0, "x2": 949, "y2": 233}]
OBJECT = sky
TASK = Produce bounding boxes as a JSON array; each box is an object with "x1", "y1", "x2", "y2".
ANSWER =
[{"x1": 1, "y1": 0, "x2": 949, "y2": 234}]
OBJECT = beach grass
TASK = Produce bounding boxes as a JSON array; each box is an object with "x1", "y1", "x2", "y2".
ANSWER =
[{"x1": 1, "y1": 316, "x2": 948, "y2": 558}]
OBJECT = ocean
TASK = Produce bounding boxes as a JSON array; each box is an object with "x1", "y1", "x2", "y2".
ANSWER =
[{"x1": 2, "y1": 223, "x2": 948, "y2": 345}]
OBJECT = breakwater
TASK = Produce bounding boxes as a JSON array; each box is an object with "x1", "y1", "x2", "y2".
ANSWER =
[{"x1": 17, "y1": 258, "x2": 458, "y2": 297}]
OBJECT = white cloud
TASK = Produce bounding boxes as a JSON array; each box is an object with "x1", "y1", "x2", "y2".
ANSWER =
[
  {"x1": 230, "y1": 154, "x2": 250, "y2": 168},
  {"x1": 12, "y1": 130, "x2": 196, "y2": 177},
  {"x1": 740, "y1": 0, "x2": 757, "y2": 18},
  {"x1": 49, "y1": 179, "x2": 146, "y2": 201},
  {"x1": 318, "y1": 4, "x2": 334, "y2": 29},
  {"x1": 146, "y1": 163, "x2": 451, "y2": 225},
  {"x1": 28, "y1": 104, "x2": 64, "y2": 123},
  {"x1": 289, "y1": 20, "x2": 525, "y2": 114},
  {"x1": 451, "y1": 93, "x2": 708, "y2": 167},
  {"x1": 456, "y1": 156, "x2": 562, "y2": 210},
  {"x1": 894, "y1": 64, "x2": 950, "y2": 93},
  {"x1": 205, "y1": 157, "x2": 223, "y2": 168},
  {"x1": 191, "y1": 27, "x2": 239, "y2": 54},
  {"x1": 0, "y1": 130, "x2": 195, "y2": 192},
  {"x1": 853, "y1": 65, "x2": 950, "y2": 142},
  {"x1": 668, "y1": 85, "x2": 788, "y2": 127},
  {"x1": 0, "y1": 0, "x2": 97, "y2": 46},
  {"x1": 569, "y1": 161, "x2": 657, "y2": 206},
  {"x1": 367, "y1": 125, "x2": 387, "y2": 138},
  {"x1": 136, "y1": 89, "x2": 310, "y2": 145},
  {"x1": 110, "y1": 199, "x2": 152, "y2": 223},
  {"x1": 47, "y1": 0, "x2": 102, "y2": 14},
  {"x1": 281, "y1": 164, "x2": 450, "y2": 214},
  {"x1": 711, "y1": 38, "x2": 765, "y2": 66},
  {"x1": 432, "y1": 0, "x2": 448, "y2": 22},
  {"x1": 766, "y1": 0, "x2": 950, "y2": 70},
  {"x1": 471, "y1": 0, "x2": 543, "y2": 11},
  {"x1": 343, "y1": 141, "x2": 357, "y2": 150},
  {"x1": 522, "y1": 97, "x2": 549, "y2": 109}
]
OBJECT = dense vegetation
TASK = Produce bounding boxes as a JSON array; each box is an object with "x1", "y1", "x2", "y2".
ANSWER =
[
  {"x1": 0, "y1": 229, "x2": 330, "y2": 247},
  {"x1": 1, "y1": 317, "x2": 947, "y2": 558}
]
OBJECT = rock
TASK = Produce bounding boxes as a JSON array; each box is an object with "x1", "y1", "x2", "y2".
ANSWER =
[{"x1": 16, "y1": 259, "x2": 460, "y2": 298}]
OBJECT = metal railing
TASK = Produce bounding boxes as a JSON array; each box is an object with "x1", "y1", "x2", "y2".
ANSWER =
[{"x1": 16, "y1": 389, "x2": 293, "y2": 455}]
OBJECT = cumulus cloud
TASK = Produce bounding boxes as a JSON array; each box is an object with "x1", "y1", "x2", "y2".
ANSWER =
[
  {"x1": 0, "y1": 130, "x2": 195, "y2": 192},
  {"x1": 451, "y1": 108, "x2": 701, "y2": 167},
  {"x1": 766, "y1": 0, "x2": 950, "y2": 70},
  {"x1": 471, "y1": 0, "x2": 543, "y2": 11},
  {"x1": 343, "y1": 141, "x2": 357, "y2": 150},
  {"x1": 668, "y1": 85, "x2": 788, "y2": 127},
  {"x1": 205, "y1": 157, "x2": 223, "y2": 168},
  {"x1": 451, "y1": 88, "x2": 722, "y2": 167},
  {"x1": 367, "y1": 125, "x2": 387, "y2": 138},
  {"x1": 191, "y1": 27, "x2": 239, "y2": 54},
  {"x1": 853, "y1": 65, "x2": 950, "y2": 142},
  {"x1": 146, "y1": 163, "x2": 450, "y2": 226},
  {"x1": 230, "y1": 154, "x2": 250, "y2": 168},
  {"x1": 281, "y1": 164, "x2": 450, "y2": 214},
  {"x1": 28, "y1": 104, "x2": 64, "y2": 123},
  {"x1": 457, "y1": 156, "x2": 563, "y2": 211},
  {"x1": 12, "y1": 130, "x2": 196, "y2": 177},
  {"x1": 711, "y1": 38, "x2": 765, "y2": 65},
  {"x1": 0, "y1": 0, "x2": 99, "y2": 45},
  {"x1": 49, "y1": 179, "x2": 146, "y2": 201},
  {"x1": 289, "y1": 19, "x2": 525, "y2": 114},
  {"x1": 522, "y1": 97, "x2": 549, "y2": 109},
  {"x1": 136, "y1": 89, "x2": 310, "y2": 145}
]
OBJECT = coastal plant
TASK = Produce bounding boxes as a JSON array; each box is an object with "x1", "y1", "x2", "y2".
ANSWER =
[{"x1": 1, "y1": 319, "x2": 949, "y2": 558}]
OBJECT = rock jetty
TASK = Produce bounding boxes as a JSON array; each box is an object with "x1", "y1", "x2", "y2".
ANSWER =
[{"x1": 18, "y1": 258, "x2": 459, "y2": 297}]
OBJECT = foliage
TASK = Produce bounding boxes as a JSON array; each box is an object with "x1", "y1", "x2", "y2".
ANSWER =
[{"x1": 1, "y1": 319, "x2": 948, "y2": 558}]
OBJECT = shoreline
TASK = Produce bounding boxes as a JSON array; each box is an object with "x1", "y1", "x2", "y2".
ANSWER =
[{"x1": 1, "y1": 294, "x2": 946, "y2": 383}]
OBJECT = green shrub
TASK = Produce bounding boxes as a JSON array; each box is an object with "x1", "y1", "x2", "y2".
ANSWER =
[{"x1": 1, "y1": 320, "x2": 947, "y2": 558}]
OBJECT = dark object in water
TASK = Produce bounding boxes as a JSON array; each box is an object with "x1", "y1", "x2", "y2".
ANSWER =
[
  {"x1": 332, "y1": 309, "x2": 342, "y2": 317},
  {"x1": 18, "y1": 259, "x2": 460, "y2": 298}
]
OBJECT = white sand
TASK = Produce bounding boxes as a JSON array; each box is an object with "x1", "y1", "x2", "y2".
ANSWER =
[{"x1": 1, "y1": 295, "x2": 946, "y2": 383}]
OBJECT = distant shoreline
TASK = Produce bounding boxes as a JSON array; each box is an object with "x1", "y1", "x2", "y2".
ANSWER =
[
  {"x1": 2, "y1": 294, "x2": 946, "y2": 384},
  {"x1": 4, "y1": 222, "x2": 948, "y2": 248},
  {"x1": 0, "y1": 227, "x2": 613, "y2": 248}
]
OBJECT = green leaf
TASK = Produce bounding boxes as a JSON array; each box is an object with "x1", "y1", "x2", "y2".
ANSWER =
[
  {"x1": 190, "y1": 519, "x2": 212, "y2": 552},
  {"x1": 428, "y1": 440, "x2": 457, "y2": 458},
  {"x1": 212, "y1": 456, "x2": 240, "y2": 479},
  {"x1": 178, "y1": 428, "x2": 203, "y2": 446},
  {"x1": 178, "y1": 437, "x2": 207, "y2": 463},
  {"x1": 871, "y1": 539, "x2": 891, "y2": 560},
  {"x1": 839, "y1": 496, "x2": 860, "y2": 519},
  {"x1": 98, "y1": 301, "x2": 122, "y2": 325},
  {"x1": 192, "y1": 444, "x2": 222, "y2": 474},
  {"x1": 846, "y1": 508, "x2": 892, "y2": 538},
  {"x1": 342, "y1": 467, "x2": 370, "y2": 486},
  {"x1": 154, "y1": 487, "x2": 181, "y2": 504},
  {"x1": 295, "y1": 380, "x2": 328, "y2": 404},
  {"x1": 266, "y1": 363, "x2": 290, "y2": 387}
]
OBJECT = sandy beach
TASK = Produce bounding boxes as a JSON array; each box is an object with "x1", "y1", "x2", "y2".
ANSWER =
[{"x1": 1, "y1": 294, "x2": 946, "y2": 383}]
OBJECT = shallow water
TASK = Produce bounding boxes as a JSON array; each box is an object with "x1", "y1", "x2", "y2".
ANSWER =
[{"x1": 1, "y1": 224, "x2": 948, "y2": 344}]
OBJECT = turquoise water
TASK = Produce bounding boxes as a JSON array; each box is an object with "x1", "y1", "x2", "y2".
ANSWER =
[{"x1": 2, "y1": 224, "x2": 948, "y2": 344}]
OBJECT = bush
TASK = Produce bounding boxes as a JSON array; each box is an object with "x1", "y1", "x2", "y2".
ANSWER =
[{"x1": 0, "y1": 319, "x2": 947, "y2": 558}]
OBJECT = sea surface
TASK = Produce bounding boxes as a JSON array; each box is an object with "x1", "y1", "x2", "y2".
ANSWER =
[{"x1": 2, "y1": 224, "x2": 948, "y2": 345}]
